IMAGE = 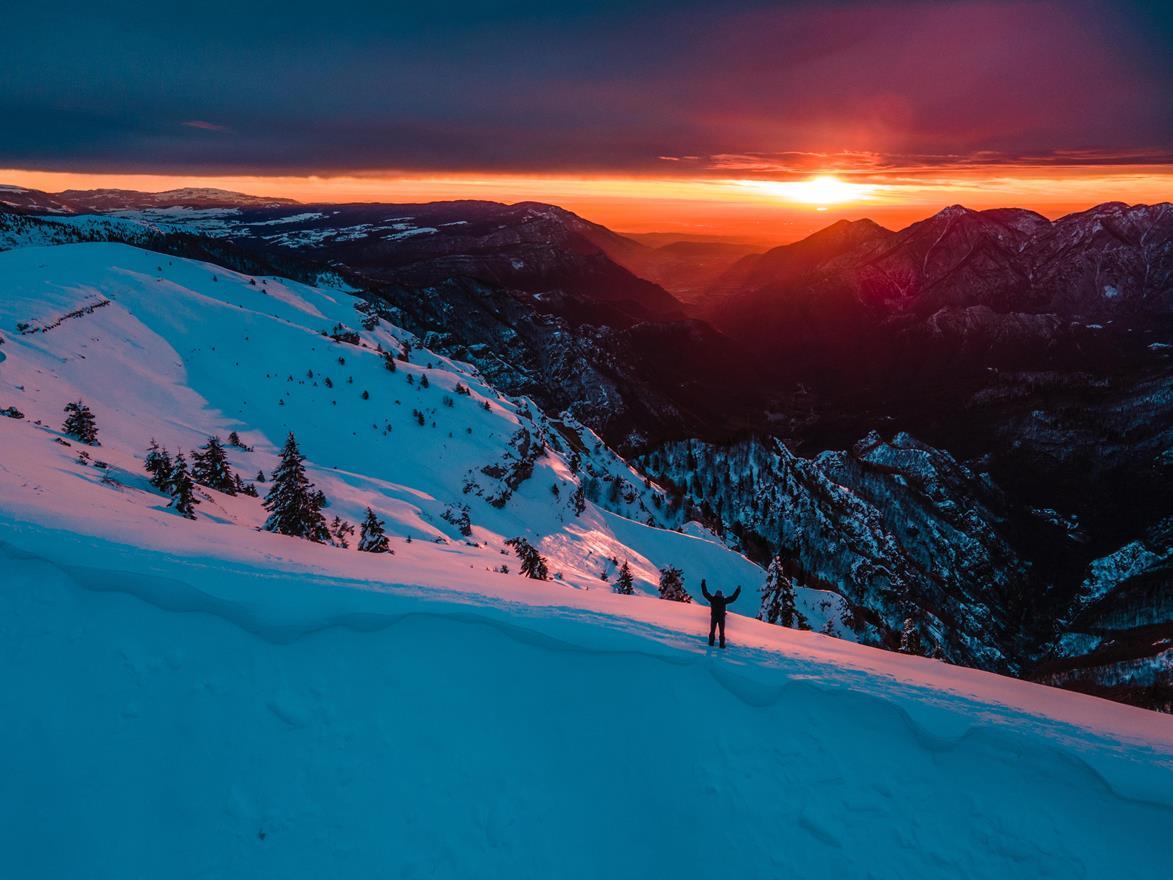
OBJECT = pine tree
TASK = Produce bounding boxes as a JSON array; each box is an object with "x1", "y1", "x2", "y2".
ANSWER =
[
  {"x1": 658, "y1": 565, "x2": 691, "y2": 603},
  {"x1": 895, "y1": 579, "x2": 922, "y2": 655},
  {"x1": 262, "y1": 433, "x2": 330, "y2": 541},
  {"x1": 506, "y1": 537, "x2": 548, "y2": 580},
  {"x1": 169, "y1": 451, "x2": 199, "y2": 519},
  {"x1": 191, "y1": 435, "x2": 236, "y2": 494},
  {"x1": 358, "y1": 507, "x2": 390, "y2": 553},
  {"x1": 62, "y1": 401, "x2": 99, "y2": 445},
  {"x1": 614, "y1": 560, "x2": 635, "y2": 595},
  {"x1": 899, "y1": 617, "x2": 919, "y2": 654},
  {"x1": 759, "y1": 556, "x2": 808, "y2": 629},
  {"x1": 330, "y1": 515, "x2": 356, "y2": 548},
  {"x1": 144, "y1": 439, "x2": 173, "y2": 492}
]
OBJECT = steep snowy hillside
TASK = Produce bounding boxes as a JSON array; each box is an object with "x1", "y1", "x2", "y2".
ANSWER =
[
  {"x1": 0, "y1": 242, "x2": 765, "y2": 603},
  {"x1": 0, "y1": 203, "x2": 759, "y2": 451},
  {"x1": 1, "y1": 243, "x2": 1170, "y2": 878}
]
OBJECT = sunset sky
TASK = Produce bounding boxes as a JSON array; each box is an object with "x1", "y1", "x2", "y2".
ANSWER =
[{"x1": 4, "y1": 1, "x2": 1170, "y2": 242}]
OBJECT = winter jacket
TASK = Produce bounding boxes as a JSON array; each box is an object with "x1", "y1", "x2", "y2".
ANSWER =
[{"x1": 701, "y1": 585, "x2": 741, "y2": 621}]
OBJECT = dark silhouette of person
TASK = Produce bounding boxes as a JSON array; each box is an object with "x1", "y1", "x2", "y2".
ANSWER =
[{"x1": 701, "y1": 582, "x2": 741, "y2": 648}]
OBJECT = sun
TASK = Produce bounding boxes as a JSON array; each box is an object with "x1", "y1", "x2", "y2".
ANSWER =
[
  {"x1": 790, "y1": 175, "x2": 862, "y2": 205},
  {"x1": 734, "y1": 174, "x2": 878, "y2": 208}
]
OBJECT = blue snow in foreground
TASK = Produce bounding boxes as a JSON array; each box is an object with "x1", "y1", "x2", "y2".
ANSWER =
[
  {"x1": 2, "y1": 529, "x2": 1170, "y2": 879},
  {"x1": 0, "y1": 243, "x2": 1169, "y2": 878}
]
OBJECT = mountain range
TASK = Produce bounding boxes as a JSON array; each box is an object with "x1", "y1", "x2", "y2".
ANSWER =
[{"x1": 1, "y1": 184, "x2": 1168, "y2": 709}]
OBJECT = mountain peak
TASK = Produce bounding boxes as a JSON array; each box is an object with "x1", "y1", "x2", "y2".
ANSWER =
[{"x1": 933, "y1": 204, "x2": 976, "y2": 220}]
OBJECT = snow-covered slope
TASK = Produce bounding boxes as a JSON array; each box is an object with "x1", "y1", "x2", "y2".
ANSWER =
[
  {"x1": 0, "y1": 243, "x2": 756, "y2": 600},
  {"x1": 0, "y1": 243, "x2": 1170, "y2": 877}
]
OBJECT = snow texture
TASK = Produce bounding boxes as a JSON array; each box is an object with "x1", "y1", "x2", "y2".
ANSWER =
[{"x1": 0, "y1": 243, "x2": 1169, "y2": 878}]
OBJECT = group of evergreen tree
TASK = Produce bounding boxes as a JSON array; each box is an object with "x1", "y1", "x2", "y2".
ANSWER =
[
  {"x1": 329, "y1": 515, "x2": 356, "y2": 548},
  {"x1": 144, "y1": 439, "x2": 172, "y2": 490},
  {"x1": 506, "y1": 537, "x2": 549, "y2": 580},
  {"x1": 758, "y1": 556, "x2": 810, "y2": 630},
  {"x1": 144, "y1": 431, "x2": 399, "y2": 552},
  {"x1": 144, "y1": 439, "x2": 199, "y2": 519},
  {"x1": 658, "y1": 565, "x2": 691, "y2": 603},
  {"x1": 147, "y1": 434, "x2": 259, "y2": 508},
  {"x1": 192, "y1": 435, "x2": 237, "y2": 494},
  {"x1": 62, "y1": 401, "x2": 99, "y2": 445}
]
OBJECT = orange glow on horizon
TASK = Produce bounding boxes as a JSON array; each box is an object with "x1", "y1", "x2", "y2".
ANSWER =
[
  {"x1": 2, "y1": 166, "x2": 1170, "y2": 245},
  {"x1": 735, "y1": 175, "x2": 881, "y2": 206}
]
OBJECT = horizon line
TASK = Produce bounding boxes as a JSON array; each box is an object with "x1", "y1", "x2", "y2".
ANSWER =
[{"x1": 3, "y1": 167, "x2": 1170, "y2": 243}]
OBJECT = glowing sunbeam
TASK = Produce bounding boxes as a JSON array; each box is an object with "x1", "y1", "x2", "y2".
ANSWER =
[{"x1": 735, "y1": 175, "x2": 880, "y2": 206}]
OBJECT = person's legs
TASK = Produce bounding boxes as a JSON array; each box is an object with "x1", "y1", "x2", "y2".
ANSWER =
[
  {"x1": 718, "y1": 618, "x2": 726, "y2": 648},
  {"x1": 708, "y1": 618, "x2": 717, "y2": 646}
]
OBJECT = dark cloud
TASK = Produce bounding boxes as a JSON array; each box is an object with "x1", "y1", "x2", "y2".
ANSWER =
[
  {"x1": 3, "y1": 1, "x2": 1170, "y2": 176},
  {"x1": 674, "y1": 148, "x2": 1173, "y2": 180}
]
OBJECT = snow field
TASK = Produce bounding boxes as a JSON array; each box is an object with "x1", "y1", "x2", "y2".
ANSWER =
[{"x1": 0, "y1": 242, "x2": 1169, "y2": 878}]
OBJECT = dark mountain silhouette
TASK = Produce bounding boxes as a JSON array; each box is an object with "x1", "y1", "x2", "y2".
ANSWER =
[
  {"x1": 704, "y1": 217, "x2": 893, "y2": 304},
  {"x1": 56, "y1": 187, "x2": 299, "y2": 210},
  {"x1": 705, "y1": 203, "x2": 1172, "y2": 372}
]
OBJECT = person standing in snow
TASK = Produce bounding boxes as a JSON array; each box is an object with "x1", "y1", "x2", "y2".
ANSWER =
[{"x1": 701, "y1": 582, "x2": 741, "y2": 648}]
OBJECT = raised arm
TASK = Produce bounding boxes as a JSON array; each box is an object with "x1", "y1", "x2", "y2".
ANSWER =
[
  {"x1": 701, "y1": 583, "x2": 713, "y2": 602},
  {"x1": 729, "y1": 586, "x2": 741, "y2": 603}
]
